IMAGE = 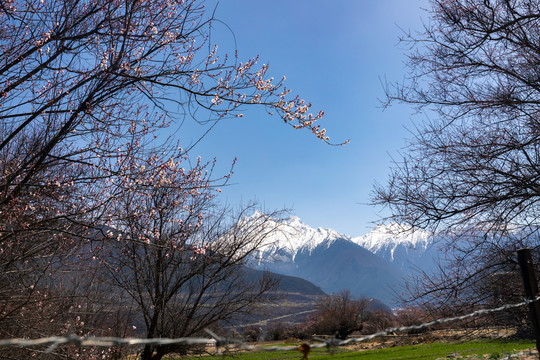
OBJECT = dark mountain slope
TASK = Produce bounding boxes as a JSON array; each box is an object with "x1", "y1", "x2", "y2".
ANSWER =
[
  {"x1": 242, "y1": 267, "x2": 326, "y2": 295},
  {"x1": 292, "y1": 238, "x2": 402, "y2": 305}
]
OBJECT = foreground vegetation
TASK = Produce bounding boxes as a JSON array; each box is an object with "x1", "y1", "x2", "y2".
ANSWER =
[{"x1": 179, "y1": 340, "x2": 536, "y2": 360}]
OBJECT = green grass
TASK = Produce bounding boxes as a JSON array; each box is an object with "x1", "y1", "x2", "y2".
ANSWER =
[
  {"x1": 182, "y1": 340, "x2": 535, "y2": 360},
  {"x1": 319, "y1": 340, "x2": 536, "y2": 359}
]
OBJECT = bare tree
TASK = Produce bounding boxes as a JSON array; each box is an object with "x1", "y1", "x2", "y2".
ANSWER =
[
  {"x1": 376, "y1": 0, "x2": 540, "y2": 234},
  {"x1": 0, "y1": 0, "x2": 330, "y2": 269},
  {"x1": 0, "y1": 0, "x2": 335, "y2": 356},
  {"x1": 309, "y1": 290, "x2": 370, "y2": 340},
  {"x1": 0, "y1": 0, "x2": 331, "y2": 265},
  {"x1": 374, "y1": 0, "x2": 540, "y2": 316},
  {"x1": 94, "y1": 152, "x2": 283, "y2": 360}
]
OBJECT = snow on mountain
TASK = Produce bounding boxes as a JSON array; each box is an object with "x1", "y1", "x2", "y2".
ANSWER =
[
  {"x1": 248, "y1": 212, "x2": 347, "y2": 265},
  {"x1": 352, "y1": 224, "x2": 432, "y2": 261},
  {"x1": 244, "y1": 212, "x2": 405, "y2": 305},
  {"x1": 352, "y1": 223, "x2": 440, "y2": 274},
  {"x1": 242, "y1": 212, "x2": 441, "y2": 304},
  {"x1": 247, "y1": 212, "x2": 436, "y2": 270}
]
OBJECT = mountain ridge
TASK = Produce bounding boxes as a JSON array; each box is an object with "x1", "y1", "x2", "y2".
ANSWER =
[{"x1": 245, "y1": 212, "x2": 440, "y2": 306}]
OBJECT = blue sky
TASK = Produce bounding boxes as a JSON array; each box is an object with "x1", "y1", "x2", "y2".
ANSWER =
[{"x1": 190, "y1": 0, "x2": 428, "y2": 236}]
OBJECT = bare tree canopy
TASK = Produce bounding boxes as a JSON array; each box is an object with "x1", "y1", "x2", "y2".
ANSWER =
[
  {"x1": 375, "y1": 0, "x2": 540, "y2": 235},
  {"x1": 0, "y1": 0, "x2": 330, "y2": 284},
  {"x1": 103, "y1": 200, "x2": 284, "y2": 360},
  {"x1": 0, "y1": 0, "x2": 331, "y2": 239},
  {"x1": 309, "y1": 290, "x2": 371, "y2": 340},
  {"x1": 0, "y1": 1, "x2": 333, "y2": 358},
  {"x1": 374, "y1": 0, "x2": 540, "y2": 324}
]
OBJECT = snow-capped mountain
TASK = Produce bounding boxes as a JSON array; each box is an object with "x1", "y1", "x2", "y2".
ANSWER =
[
  {"x1": 248, "y1": 212, "x2": 438, "y2": 274},
  {"x1": 353, "y1": 224, "x2": 431, "y2": 258},
  {"x1": 251, "y1": 213, "x2": 345, "y2": 266},
  {"x1": 352, "y1": 224, "x2": 440, "y2": 274},
  {"x1": 245, "y1": 213, "x2": 414, "y2": 306},
  {"x1": 241, "y1": 212, "x2": 446, "y2": 306}
]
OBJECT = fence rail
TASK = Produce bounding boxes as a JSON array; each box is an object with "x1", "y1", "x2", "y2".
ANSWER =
[{"x1": 1, "y1": 296, "x2": 539, "y2": 355}]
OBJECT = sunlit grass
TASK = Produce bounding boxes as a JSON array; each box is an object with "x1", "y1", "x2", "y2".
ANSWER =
[{"x1": 175, "y1": 339, "x2": 535, "y2": 360}]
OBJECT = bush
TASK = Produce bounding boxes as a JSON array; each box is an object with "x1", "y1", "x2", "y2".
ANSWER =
[
  {"x1": 395, "y1": 307, "x2": 430, "y2": 335},
  {"x1": 266, "y1": 322, "x2": 292, "y2": 341},
  {"x1": 242, "y1": 326, "x2": 263, "y2": 342},
  {"x1": 309, "y1": 290, "x2": 369, "y2": 340},
  {"x1": 362, "y1": 309, "x2": 396, "y2": 334},
  {"x1": 288, "y1": 323, "x2": 313, "y2": 340}
]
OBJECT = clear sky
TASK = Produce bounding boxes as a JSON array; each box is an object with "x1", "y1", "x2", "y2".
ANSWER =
[{"x1": 187, "y1": 0, "x2": 429, "y2": 236}]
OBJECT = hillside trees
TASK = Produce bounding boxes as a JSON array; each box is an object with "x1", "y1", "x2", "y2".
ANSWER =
[
  {"x1": 374, "y1": 0, "x2": 540, "y2": 308},
  {"x1": 0, "y1": 0, "x2": 332, "y2": 356},
  {"x1": 309, "y1": 290, "x2": 371, "y2": 340}
]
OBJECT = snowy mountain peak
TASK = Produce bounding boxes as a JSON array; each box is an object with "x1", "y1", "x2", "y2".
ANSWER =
[
  {"x1": 352, "y1": 224, "x2": 432, "y2": 260},
  {"x1": 245, "y1": 212, "x2": 436, "y2": 273},
  {"x1": 244, "y1": 213, "x2": 438, "y2": 302},
  {"x1": 245, "y1": 212, "x2": 349, "y2": 262}
]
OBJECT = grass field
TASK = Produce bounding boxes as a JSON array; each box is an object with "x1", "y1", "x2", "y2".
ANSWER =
[{"x1": 185, "y1": 340, "x2": 536, "y2": 360}]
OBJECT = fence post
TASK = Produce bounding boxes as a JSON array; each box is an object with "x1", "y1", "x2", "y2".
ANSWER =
[{"x1": 517, "y1": 248, "x2": 540, "y2": 355}]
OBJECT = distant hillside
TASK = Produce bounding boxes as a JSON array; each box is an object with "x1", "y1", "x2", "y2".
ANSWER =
[
  {"x1": 242, "y1": 267, "x2": 326, "y2": 296},
  {"x1": 293, "y1": 238, "x2": 403, "y2": 305}
]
